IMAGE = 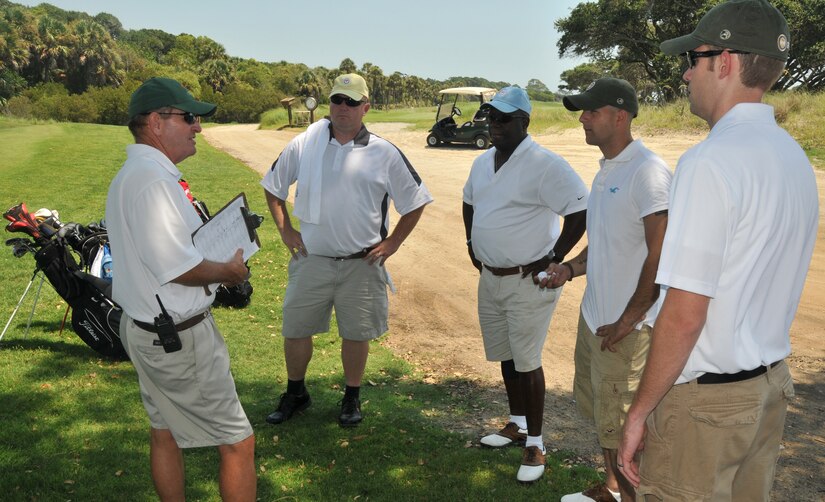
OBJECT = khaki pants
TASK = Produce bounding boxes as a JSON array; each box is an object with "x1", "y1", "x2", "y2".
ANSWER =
[
  {"x1": 638, "y1": 361, "x2": 794, "y2": 501},
  {"x1": 573, "y1": 311, "x2": 650, "y2": 449}
]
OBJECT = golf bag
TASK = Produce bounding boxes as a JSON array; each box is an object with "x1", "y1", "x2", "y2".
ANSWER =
[
  {"x1": 179, "y1": 179, "x2": 254, "y2": 308},
  {"x1": 4, "y1": 203, "x2": 128, "y2": 360}
]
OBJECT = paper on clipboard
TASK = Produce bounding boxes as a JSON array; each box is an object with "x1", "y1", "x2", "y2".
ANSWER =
[{"x1": 192, "y1": 193, "x2": 260, "y2": 263}]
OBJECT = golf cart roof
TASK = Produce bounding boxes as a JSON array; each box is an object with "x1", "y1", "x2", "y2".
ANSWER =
[{"x1": 439, "y1": 87, "x2": 497, "y2": 99}]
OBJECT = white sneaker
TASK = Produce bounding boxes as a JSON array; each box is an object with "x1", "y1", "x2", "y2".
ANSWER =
[
  {"x1": 516, "y1": 445, "x2": 545, "y2": 483},
  {"x1": 560, "y1": 483, "x2": 621, "y2": 501},
  {"x1": 479, "y1": 422, "x2": 527, "y2": 448}
]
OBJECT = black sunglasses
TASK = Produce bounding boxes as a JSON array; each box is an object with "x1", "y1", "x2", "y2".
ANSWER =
[
  {"x1": 330, "y1": 94, "x2": 365, "y2": 107},
  {"x1": 684, "y1": 49, "x2": 749, "y2": 69},
  {"x1": 144, "y1": 111, "x2": 200, "y2": 124},
  {"x1": 487, "y1": 110, "x2": 527, "y2": 124}
]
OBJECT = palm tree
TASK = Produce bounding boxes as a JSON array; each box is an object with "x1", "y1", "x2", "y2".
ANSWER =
[
  {"x1": 67, "y1": 19, "x2": 123, "y2": 92},
  {"x1": 34, "y1": 17, "x2": 69, "y2": 82}
]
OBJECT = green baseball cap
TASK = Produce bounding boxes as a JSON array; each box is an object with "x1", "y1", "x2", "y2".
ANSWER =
[
  {"x1": 563, "y1": 78, "x2": 639, "y2": 118},
  {"x1": 128, "y1": 77, "x2": 217, "y2": 120},
  {"x1": 660, "y1": 0, "x2": 790, "y2": 61}
]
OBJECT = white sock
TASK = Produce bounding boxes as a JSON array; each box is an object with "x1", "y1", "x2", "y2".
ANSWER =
[
  {"x1": 510, "y1": 415, "x2": 527, "y2": 430},
  {"x1": 525, "y1": 434, "x2": 544, "y2": 452}
]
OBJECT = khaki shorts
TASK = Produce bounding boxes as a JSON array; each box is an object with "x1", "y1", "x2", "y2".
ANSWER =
[
  {"x1": 638, "y1": 361, "x2": 793, "y2": 501},
  {"x1": 477, "y1": 269, "x2": 560, "y2": 372},
  {"x1": 122, "y1": 312, "x2": 252, "y2": 449},
  {"x1": 573, "y1": 311, "x2": 650, "y2": 449},
  {"x1": 282, "y1": 254, "x2": 389, "y2": 341}
]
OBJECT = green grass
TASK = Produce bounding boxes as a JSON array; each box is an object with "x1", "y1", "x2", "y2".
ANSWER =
[{"x1": 0, "y1": 120, "x2": 602, "y2": 500}]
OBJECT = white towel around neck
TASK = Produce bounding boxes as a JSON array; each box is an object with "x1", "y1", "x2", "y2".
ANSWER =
[{"x1": 292, "y1": 118, "x2": 331, "y2": 224}]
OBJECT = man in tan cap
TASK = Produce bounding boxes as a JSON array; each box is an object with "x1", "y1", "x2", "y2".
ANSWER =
[
  {"x1": 107, "y1": 77, "x2": 256, "y2": 500},
  {"x1": 262, "y1": 73, "x2": 432, "y2": 428},
  {"x1": 617, "y1": 1, "x2": 819, "y2": 500}
]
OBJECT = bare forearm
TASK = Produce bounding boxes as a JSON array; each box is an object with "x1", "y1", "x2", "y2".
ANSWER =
[
  {"x1": 172, "y1": 251, "x2": 247, "y2": 288},
  {"x1": 618, "y1": 212, "x2": 668, "y2": 326},
  {"x1": 617, "y1": 257, "x2": 660, "y2": 326},
  {"x1": 386, "y1": 205, "x2": 426, "y2": 248},
  {"x1": 553, "y1": 209, "x2": 586, "y2": 261},
  {"x1": 264, "y1": 190, "x2": 293, "y2": 235}
]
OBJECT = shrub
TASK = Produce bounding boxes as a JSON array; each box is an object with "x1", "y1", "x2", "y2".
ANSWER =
[{"x1": 3, "y1": 95, "x2": 33, "y2": 118}]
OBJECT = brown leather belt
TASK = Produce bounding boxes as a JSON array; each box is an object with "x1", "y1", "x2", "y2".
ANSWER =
[
  {"x1": 483, "y1": 252, "x2": 555, "y2": 277},
  {"x1": 696, "y1": 360, "x2": 781, "y2": 384},
  {"x1": 133, "y1": 310, "x2": 210, "y2": 333}
]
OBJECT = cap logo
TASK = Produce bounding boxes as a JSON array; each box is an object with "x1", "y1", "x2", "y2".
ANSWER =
[
  {"x1": 719, "y1": 29, "x2": 731, "y2": 41},
  {"x1": 616, "y1": 98, "x2": 624, "y2": 105},
  {"x1": 586, "y1": 81, "x2": 596, "y2": 91},
  {"x1": 777, "y1": 34, "x2": 788, "y2": 52},
  {"x1": 342, "y1": 77, "x2": 351, "y2": 84}
]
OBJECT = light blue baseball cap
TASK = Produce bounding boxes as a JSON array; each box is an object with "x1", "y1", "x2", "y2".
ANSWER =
[{"x1": 482, "y1": 86, "x2": 532, "y2": 115}]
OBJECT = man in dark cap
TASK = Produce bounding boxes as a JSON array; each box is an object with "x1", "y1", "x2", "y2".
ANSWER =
[
  {"x1": 553, "y1": 77, "x2": 671, "y2": 502},
  {"x1": 106, "y1": 77, "x2": 256, "y2": 500},
  {"x1": 617, "y1": 2, "x2": 819, "y2": 500}
]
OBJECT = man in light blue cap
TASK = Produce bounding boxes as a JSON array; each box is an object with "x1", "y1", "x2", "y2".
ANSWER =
[{"x1": 463, "y1": 86, "x2": 588, "y2": 483}]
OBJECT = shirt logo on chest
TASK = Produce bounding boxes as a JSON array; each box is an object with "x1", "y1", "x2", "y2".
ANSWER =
[{"x1": 609, "y1": 187, "x2": 620, "y2": 193}]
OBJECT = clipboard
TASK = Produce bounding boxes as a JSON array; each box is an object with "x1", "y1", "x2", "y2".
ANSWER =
[{"x1": 191, "y1": 192, "x2": 264, "y2": 263}]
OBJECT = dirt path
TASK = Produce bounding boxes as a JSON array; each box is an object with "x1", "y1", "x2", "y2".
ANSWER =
[{"x1": 202, "y1": 122, "x2": 824, "y2": 500}]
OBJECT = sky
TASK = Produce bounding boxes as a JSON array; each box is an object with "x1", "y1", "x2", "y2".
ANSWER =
[{"x1": 15, "y1": 0, "x2": 587, "y2": 91}]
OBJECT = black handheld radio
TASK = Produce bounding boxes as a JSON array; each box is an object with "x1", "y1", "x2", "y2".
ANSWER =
[{"x1": 154, "y1": 295, "x2": 182, "y2": 353}]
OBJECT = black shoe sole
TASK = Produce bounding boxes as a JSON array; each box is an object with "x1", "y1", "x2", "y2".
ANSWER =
[{"x1": 338, "y1": 418, "x2": 362, "y2": 428}]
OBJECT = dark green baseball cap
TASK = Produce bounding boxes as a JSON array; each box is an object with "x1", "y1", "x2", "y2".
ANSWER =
[
  {"x1": 563, "y1": 77, "x2": 639, "y2": 118},
  {"x1": 660, "y1": 0, "x2": 790, "y2": 61},
  {"x1": 128, "y1": 77, "x2": 217, "y2": 120}
]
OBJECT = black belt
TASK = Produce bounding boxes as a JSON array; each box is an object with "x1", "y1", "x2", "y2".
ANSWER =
[
  {"x1": 484, "y1": 252, "x2": 555, "y2": 277},
  {"x1": 133, "y1": 311, "x2": 210, "y2": 333},
  {"x1": 696, "y1": 360, "x2": 781, "y2": 385},
  {"x1": 324, "y1": 246, "x2": 375, "y2": 261}
]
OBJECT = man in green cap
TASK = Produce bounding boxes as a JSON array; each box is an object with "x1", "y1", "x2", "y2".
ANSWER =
[
  {"x1": 617, "y1": 2, "x2": 819, "y2": 500},
  {"x1": 553, "y1": 77, "x2": 671, "y2": 502},
  {"x1": 106, "y1": 77, "x2": 256, "y2": 501}
]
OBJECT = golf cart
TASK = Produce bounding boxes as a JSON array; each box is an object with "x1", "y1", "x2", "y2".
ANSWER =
[{"x1": 426, "y1": 87, "x2": 496, "y2": 149}]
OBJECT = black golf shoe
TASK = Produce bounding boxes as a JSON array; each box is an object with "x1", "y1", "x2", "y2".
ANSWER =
[
  {"x1": 266, "y1": 392, "x2": 311, "y2": 424},
  {"x1": 338, "y1": 395, "x2": 362, "y2": 427}
]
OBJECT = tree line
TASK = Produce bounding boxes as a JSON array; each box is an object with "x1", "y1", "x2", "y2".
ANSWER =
[
  {"x1": 0, "y1": 1, "x2": 526, "y2": 124},
  {"x1": 3, "y1": 1, "x2": 821, "y2": 125},
  {"x1": 555, "y1": 0, "x2": 825, "y2": 101}
]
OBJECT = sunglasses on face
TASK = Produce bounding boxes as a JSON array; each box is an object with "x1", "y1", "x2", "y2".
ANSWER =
[
  {"x1": 487, "y1": 111, "x2": 527, "y2": 124},
  {"x1": 684, "y1": 49, "x2": 749, "y2": 69},
  {"x1": 330, "y1": 94, "x2": 365, "y2": 107},
  {"x1": 145, "y1": 111, "x2": 200, "y2": 124}
]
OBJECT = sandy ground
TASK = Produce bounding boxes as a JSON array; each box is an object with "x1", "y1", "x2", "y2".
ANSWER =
[{"x1": 202, "y1": 122, "x2": 824, "y2": 500}]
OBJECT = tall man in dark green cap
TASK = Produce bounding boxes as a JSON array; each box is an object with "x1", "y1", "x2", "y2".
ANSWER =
[
  {"x1": 107, "y1": 77, "x2": 257, "y2": 501},
  {"x1": 617, "y1": 1, "x2": 819, "y2": 500}
]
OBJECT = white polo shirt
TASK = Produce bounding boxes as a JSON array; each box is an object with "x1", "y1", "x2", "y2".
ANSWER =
[
  {"x1": 656, "y1": 104, "x2": 819, "y2": 383},
  {"x1": 106, "y1": 144, "x2": 214, "y2": 323},
  {"x1": 261, "y1": 123, "x2": 432, "y2": 257},
  {"x1": 581, "y1": 139, "x2": 671, "y2": 333},
  {"x1": 463, "y1": 135, "x2": 588, "y2": 267}
]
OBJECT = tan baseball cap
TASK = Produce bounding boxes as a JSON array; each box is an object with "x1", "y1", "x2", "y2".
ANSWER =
[{"x1": 329, "y1": 73, "x2": 369, "y2": 101}]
